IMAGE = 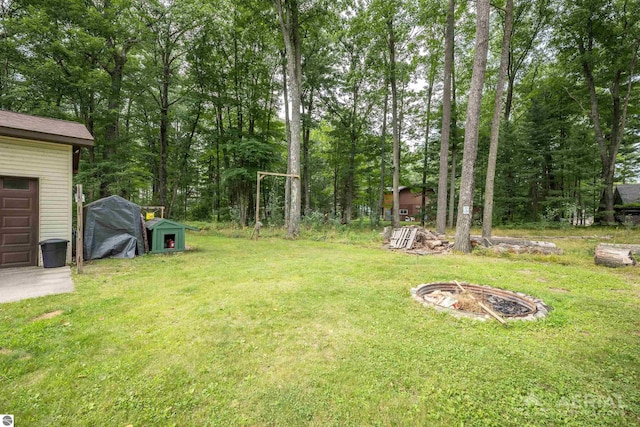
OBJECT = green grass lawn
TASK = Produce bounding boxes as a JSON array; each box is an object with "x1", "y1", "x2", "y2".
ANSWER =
[{"x1": 1, "y1": 226, "x2": 639, "y2": 426}]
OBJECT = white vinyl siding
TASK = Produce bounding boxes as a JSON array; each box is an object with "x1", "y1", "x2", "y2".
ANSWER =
[{"x1": 0, "y1": 136, "x2": 72, "y2": 265}]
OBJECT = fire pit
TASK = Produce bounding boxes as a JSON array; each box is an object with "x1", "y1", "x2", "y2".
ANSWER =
[{"x1": 411, "y1": 282, "x2": 550, "y2": 321}]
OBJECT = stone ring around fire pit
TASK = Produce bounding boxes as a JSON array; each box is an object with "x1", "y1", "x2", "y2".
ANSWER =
[{"x1": 410, "y1": 282, "x2": 551, "y2": 321}]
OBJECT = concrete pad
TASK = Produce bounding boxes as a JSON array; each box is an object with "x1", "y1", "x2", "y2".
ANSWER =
[{"x1": 0, "y1": 266, "x2": 73, "y2": 303}]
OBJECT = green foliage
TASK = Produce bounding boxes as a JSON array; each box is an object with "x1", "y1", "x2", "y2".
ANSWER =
[{"x1": 1, "y1": 0, "x2": 638, "y2": 229}]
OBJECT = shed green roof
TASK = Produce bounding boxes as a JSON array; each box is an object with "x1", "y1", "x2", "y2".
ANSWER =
[{"x1": 145, "y1": 218, "x2": 199, "y2": 231}]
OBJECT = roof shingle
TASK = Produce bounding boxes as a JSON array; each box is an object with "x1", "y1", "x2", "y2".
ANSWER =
[
  {"x1": 616, "y1": 184, "x2": 640, "y2": 204},
  {"x1": 0, "y1": 110, "x2": 93, "y2": 147}
]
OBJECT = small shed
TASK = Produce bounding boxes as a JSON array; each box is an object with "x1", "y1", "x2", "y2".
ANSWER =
[
  {"x1": 614, "y1": 184, "x2": 640, "y2": 224},
  {"x1": 145, "y1": 218, "x2": 197, "y2": 254},
  {"x1": 0, "y1": 110, "x2": 93, "y2": 268},
  {"x1": 83, "y1": 195, "x2": 146, "y2": 260}
]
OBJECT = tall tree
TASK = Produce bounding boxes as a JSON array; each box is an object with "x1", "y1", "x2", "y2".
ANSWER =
[
  {"x1": 138, "y1": 0, "x2": 196, "y2": 209},
  {"x1": 417, "y1": 0, "x2": 444, "y2": 226},
  {"x1": 436, "y1": 0, "x2": 455, "y2": 235},
  {"x1": 447, "y1": 65, "x2": 458, "y2": 229},
  {"x1": 482, "y1": 0, "x2": 513, "y2": 239},
  {"x1": 504, "y1": 0, "x2": 550, "y2": 122},
  {"x1": 420, "y1": 61, "x2": 437, "y2": 226},
  {"x1": 388, "y1": 16, "x2": 401, "y2": 228},
  {"x1": 558, "y1": 0, "x2": 640, "y2": 224},
  {"x1": 453, "y1": 0, "x2": 490, "y2": 252},
  {"x1": 274, "y1": 0, "x2": 303, "y2": 237}
]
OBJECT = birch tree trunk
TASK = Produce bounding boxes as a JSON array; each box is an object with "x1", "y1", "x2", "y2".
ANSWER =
[
  {"x1": 453, "y1": 0, "x2": 491, "y2": 253},
  {"x1": 482, "y1": 0, "x2": 513, "y2": 239}
]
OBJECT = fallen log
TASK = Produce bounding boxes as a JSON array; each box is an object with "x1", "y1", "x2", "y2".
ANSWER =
[
  {"x1": 596, "y1": 243, "x2": 640, "y2": 257},
  {"x1": 594, "y1": 244, "x2": 636, "y2": 268},
  {"x1": 471, "y1": 236, "x2": 557, "y2": 248},
  {"x1": 471, "y1": 235, "x2": 562, "y2": 254},
  {"x1": 483, "y1": 243, "x2": 562, "y2": 255}
]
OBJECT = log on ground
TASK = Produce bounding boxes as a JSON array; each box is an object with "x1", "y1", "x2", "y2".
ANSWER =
[
  {"x1": 596, "y1": 243, "x2": 640, "y2": 257},
  {"x1": 594, "y1": 244, "x2": 636, "y2": 268}
]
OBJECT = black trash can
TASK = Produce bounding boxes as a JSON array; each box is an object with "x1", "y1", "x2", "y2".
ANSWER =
[{"x1": 39, "y1": 239, "x2": 69, "y2": 268}]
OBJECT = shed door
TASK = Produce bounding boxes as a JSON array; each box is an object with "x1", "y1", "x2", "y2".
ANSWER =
[{"x1": 0, "y1": 176, "x2": 39, "y2": 268}]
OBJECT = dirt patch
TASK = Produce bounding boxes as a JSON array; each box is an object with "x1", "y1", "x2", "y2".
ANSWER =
[
  {"x1": 0, "y1": 348, "x2": 29, "y2": 359},
  {"x1": 549, "y1": 287, "x2": 570, "y2": 293},
  {"x1": 31, "y1": 310, "x2": 64, "y2": 321}
]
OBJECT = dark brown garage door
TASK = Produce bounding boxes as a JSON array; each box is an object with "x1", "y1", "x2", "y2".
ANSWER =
[{"x1": 0, "y1": 176, "x2": 38, "y2": 268}]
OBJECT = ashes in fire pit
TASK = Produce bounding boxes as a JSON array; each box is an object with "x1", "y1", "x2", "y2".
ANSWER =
[{"x1": 410, "y1": 282, "x2": 551, "y2": 321}]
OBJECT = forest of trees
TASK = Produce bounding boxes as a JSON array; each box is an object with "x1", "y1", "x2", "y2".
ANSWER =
[{"x1": 1, "y1": 0, "x2": 638, "y2": 232}]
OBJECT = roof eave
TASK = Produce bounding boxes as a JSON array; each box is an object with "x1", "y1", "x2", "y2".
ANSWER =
[{"x1": 0, "y1": 126, "x2": 94, "y2": 147}]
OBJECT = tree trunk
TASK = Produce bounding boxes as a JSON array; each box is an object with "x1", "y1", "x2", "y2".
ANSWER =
[
  {"x1": 448, "y1": 66, "x2": 459, "y2": 229},
  {"x1": 421, "y1": 69, "x2": 435, "y2": 226},
  {"x1": 215, "y1": 104, "x2": 224, "y2": 221},
  {"x1": 275, "y1": 0, "x2": 302, "y2": 237},
  {"x1": 303, "y1": 87, "x2": 313, "y2": 215},
  {"x1": 448, "y1": 138, "x2": 457, "y2": 228},
  {"x1": 577, "y1": 20, "x2": 638, "y2": 224},
  {"x1": 101, "y1": 55, "x2": 126, "y2": 197},
  {"x1": 504, "y1": 70, "x2": 515, "y2": 122},
  {"x1": 453, "y1": 0, "x2": 490, "y2": 253},
  {"x1": 344, "y1": 125, "x2": 357, "y2": 224},
  {"x1": 436, "y1": 0, "x2": 455, "y2": 235},
  {"x1": 157, "y1": 58, "x2": 170, "y2": 208},
  {"x1": 377, "y1": 82, "x2": 389, "y2": 225},
  {"x1": 388, "y1": 17, "x2": 400, "y2": 228},
  {"x1": 482, "y1": 0, "x2": 513, "y2": 239},
  {"x1": 282, "y1": 53, "x2": 292, "y2": 229}
]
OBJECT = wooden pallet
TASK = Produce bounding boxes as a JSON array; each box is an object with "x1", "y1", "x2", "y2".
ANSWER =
[{"x1": 390, "y1": 227, "x2": 417, "y2": 249}]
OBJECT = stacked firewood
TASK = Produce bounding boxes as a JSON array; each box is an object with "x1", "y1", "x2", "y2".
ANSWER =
[{"x1": 383, "y1": 226, "x2": 452, "y2": 254}]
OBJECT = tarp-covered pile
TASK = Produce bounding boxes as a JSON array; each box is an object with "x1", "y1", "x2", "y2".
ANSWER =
[{"x1": 84, "y1": 195, "x2": 145, "y2": 260}]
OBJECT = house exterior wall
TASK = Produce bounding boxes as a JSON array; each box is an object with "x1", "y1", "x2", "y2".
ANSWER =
[
  {"x1": 0, "y1": 136, "x2": 72, "y2": 265},
  {"x1": 398, "y1": 191, "x2": 423, "y2": 218},
  {"x1": 383, "y1": 189, "x2": 430, "y2": 220}
]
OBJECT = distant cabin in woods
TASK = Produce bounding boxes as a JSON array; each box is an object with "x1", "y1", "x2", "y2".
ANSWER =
[
  {"x1": 614, "y1": 184, "x2": 640, "y2": 224},
  {"x1": 383, "y1": 186, "x2": 434, "y2": 221}
]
